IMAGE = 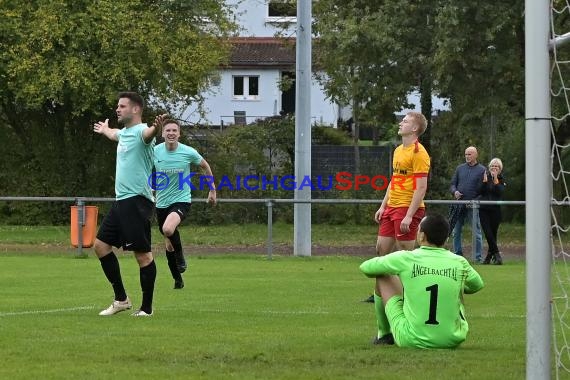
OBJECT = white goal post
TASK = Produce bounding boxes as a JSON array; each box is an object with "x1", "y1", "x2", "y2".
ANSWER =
[{"x1": 525, "y1": 1, "x2": 551, "y2": 379}]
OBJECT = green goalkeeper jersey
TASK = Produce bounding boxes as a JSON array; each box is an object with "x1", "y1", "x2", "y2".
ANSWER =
[{"x1": 360, "y1": 246, "x2": 484, "y2": 348}]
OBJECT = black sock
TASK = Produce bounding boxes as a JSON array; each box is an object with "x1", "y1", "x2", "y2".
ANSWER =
[
  {"x1": 166, "y1": 250, "x2": 182, "y2": 281},
  {"x1": 168, "y1": 229, "x2": 183, "y2": 255},
  {"x1": 99, "y1": 252, "x2": 127, "y2": 301},
  {"x1": 139, "y1": 260, "x2": 156, "y2": 314}
]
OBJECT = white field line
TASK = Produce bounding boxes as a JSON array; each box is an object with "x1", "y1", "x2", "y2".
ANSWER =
[
  {"x1": 0, "y1": 305, "x2": 95, "y2": 317},
  {"x1": 160, "y1": 307, "x2": 366, "y2": 316}
]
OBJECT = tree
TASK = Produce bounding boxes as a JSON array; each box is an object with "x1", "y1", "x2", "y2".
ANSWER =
[
  {"x1": 0, "y1": 0, "x2": 237, "y2": 222},
  {"x1": 431, "y1": 0, "x2": 525, "y2": 207},
  {"x1": 313, "y1": 0, "x2": 414, "y2": 143},
  {"x1": 313, "y1": 0, "x2": 527, "y2": 208}
]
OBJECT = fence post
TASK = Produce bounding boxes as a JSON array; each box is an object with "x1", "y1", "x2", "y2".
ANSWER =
[
  {"x1": 76, "y1": 198, "x2": 86, "y2": 258},
  {"x1": 266, "y1": 199, "x2": 273, "y2": 260},
  {"x1": 471, "y1": 200, "x2": 479, "y2": 262}
]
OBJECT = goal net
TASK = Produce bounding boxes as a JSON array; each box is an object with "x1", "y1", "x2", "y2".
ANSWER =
[{"x1": 550, "y1": 0, "x2": 570, "y2": 378}]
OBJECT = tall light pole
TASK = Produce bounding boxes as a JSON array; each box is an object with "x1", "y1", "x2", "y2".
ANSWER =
[{"x1": 294, "y1": 0, "x2": 312, "y2": 256}]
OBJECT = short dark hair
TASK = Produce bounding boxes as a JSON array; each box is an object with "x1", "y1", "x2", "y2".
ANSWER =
[
  {"x1": 419, "y1": 213, "x2": 449, "y2": 247},
  {"x1": 118, "y1": 91, "x2": 144, "y2": 109},
  {"x1": 163, "y1": 119, "x2": 181, "y2": 130}
]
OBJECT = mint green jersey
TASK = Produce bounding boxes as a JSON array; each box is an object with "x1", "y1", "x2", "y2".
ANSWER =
[
  {"x1": 153, "y1": 142, "x2": 203, "y2": 208},
  {"x1": 115, "y1": 123, "x2": 155, "y2": 201},
  {"x1": 360, "y1": 246, "x2": 484, "y2": 348}
]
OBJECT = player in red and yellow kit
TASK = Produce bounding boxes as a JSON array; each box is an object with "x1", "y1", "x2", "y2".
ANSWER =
[{"x1": 370, "y1": 111, "x2": 431, "y2": 344}]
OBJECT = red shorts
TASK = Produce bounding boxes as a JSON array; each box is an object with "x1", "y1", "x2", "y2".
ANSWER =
[{"x1": 378, "y1": 206, "x2": 425, "y2": 240}]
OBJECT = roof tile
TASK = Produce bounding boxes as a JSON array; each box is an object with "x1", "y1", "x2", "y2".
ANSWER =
[{"x1": 229, "y1": 37, "x2": 295, "y2": 67}]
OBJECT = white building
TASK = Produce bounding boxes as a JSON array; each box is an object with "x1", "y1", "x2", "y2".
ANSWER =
[{"x1": 181, "y1": 0, "x2": 341, "y2": 127}]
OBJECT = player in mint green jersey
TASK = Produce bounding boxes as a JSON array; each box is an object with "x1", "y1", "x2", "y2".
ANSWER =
[
  {"x1": 360, "y1": 213, "x2": 484, "y2": 348},
  {"x1": 153, "y1": 119, "x2": 216, "y2": 289},
  {"x1": 93, "y1": 92, "x2": 165, "y2": 317}
]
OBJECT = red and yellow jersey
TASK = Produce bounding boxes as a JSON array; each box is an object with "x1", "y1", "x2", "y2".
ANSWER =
[{"x1": 387, "y1": 141, "x2": 430, "y2": 207}]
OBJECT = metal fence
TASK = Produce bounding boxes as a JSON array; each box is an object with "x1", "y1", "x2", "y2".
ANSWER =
[
  {"x1": 311, "y1": 145, "x2": 392, "y2": 179},
  {"x1": 0, "y1": 196, "x2": 526, "y2": 259}
]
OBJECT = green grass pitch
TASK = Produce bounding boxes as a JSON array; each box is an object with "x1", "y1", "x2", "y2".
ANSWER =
[{"x1": 0, "y1": 254, "x2": 526, "y2": 379}]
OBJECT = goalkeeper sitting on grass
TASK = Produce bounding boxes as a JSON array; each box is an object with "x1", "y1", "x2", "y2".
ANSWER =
[{"x1": 360, "y1": 213, "x2": 484, "y2": 348}]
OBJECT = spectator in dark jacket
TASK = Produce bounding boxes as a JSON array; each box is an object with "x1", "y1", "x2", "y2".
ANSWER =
[
  {"x1": 479, "y1": 158, "x2": 506, "y2": 265},
  {"x1": 450, "y1": 146, "x2": 486, "y2": 262}
]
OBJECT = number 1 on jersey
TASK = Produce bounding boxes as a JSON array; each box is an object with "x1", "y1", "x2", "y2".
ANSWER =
[{"x1": 425, "y1": 284, "x2": 440, "y2": 325}]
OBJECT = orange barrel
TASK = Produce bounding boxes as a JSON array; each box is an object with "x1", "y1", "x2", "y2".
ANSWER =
[{"x1": 70, "y1": 206, "x2": 98, "y2": 248}]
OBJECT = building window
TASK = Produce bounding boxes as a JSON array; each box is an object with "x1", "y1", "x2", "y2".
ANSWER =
[
  {"x1": 268, "y1": 1, "x2": 296, "y2": 17},
  {"x1": 233, "y1": 76, "x2": 259, "y2": 100}
]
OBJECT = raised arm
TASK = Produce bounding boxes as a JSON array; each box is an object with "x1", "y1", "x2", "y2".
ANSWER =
[
  {"x1": 93, "y1": 118, "x2": 119, "y2": 141},
  {"x1": 142, "y1": 113, "x2": 168, "y2": 143}
]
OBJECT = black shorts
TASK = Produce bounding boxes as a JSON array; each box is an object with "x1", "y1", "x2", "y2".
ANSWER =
[
  {"x1": 96, "y1": 195, "x2": 154, "y2": 252},
  {"x1": 156, "y1": 202, "x2": 191, "y2": 235}
]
